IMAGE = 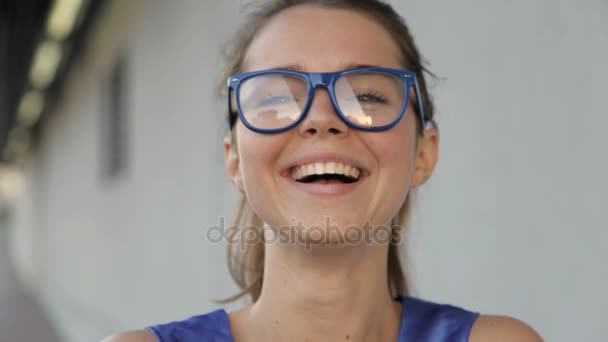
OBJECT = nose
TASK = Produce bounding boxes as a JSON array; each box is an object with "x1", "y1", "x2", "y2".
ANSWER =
[{"x1": 297, "y1": 88, "x2": 349, "y2": 138}]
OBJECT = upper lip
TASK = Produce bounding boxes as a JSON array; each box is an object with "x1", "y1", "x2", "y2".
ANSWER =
[{"x1": 279, "y1": 152, "x2": 369, "y2": 177}]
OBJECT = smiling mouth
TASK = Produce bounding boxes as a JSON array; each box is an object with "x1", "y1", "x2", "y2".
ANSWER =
[{"x1": 290, "y1": 162, "x2": 361, "y2": 184}]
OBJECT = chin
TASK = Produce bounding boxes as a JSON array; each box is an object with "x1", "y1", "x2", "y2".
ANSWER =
[{"x1": 265, "y1": 214, "x2": 393, "y2": 249}]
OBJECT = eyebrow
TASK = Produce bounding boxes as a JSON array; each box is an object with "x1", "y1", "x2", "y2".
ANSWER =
[{"x1": 272, "y1": 63, "x2": 381, "y2": 72}]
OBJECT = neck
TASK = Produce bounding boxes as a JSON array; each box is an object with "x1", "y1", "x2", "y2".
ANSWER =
[{"x1": 231, "y1": 241, "x2": 402, "y2": 342}]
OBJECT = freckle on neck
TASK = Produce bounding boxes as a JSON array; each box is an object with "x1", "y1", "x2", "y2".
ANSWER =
[{"x1": 345, "y1": 334, "x2": 350, "y2": 340}]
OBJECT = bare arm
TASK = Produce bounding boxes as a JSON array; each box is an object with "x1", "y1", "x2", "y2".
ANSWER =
[{"x1": 469, "y1": 315, "x2": 543, "y2": 342}]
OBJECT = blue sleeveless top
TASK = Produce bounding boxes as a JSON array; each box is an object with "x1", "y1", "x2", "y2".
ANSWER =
[{"x1": 147, "y1": 295, "x2": 479, "y2": 342}]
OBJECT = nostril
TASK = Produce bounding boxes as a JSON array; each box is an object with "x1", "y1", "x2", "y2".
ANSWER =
[{"x1": 329, "y1": 127, "x2": 341, "y2": 134}]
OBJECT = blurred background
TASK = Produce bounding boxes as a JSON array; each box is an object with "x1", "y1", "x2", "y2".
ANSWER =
[{"x1": 0, "y1": 0, "x2": 606, "y2": 341}]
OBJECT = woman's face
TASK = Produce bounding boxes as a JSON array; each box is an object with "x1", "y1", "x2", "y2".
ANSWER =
[{"x1": 226, "y1": 5, "x2": 438, "y2": 242}]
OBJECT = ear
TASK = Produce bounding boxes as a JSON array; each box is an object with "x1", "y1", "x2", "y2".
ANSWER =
[
  {"x1": 224, "y1": 135, "x2": 244, "y2": 194},
  {"x1": 410, "y1": 127, "x2": 439, "y2": 187}
]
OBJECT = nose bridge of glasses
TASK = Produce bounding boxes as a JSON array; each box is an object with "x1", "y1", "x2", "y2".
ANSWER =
[
  {"x1": 306, "y1": 72, "x2": 339, "y2": 113},
  {"x1": 308, "y1": 72, "x2": 332, "y2": 91}
]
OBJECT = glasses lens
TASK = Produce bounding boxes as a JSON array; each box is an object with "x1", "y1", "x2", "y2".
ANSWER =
[
  {"x1": 239, "y1": 74, "x2": 307, "y2": 131},
  {"x1": 335, "y1": 72, "x2": 405, "y2": 128}
]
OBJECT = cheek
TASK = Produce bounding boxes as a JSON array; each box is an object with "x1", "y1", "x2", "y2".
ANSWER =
[
  {"x1": 237, "y1": 128, "x2": 275, "y2": 187},
  {"x1": 375, "y1": 135, "x2": 416, "y2": 196},
  {"x1": 371, "y1": 115, "x2": 418, "y2": 174},
  {"x1": 365, "y1": 117, "x2": 418, "y2": 223},
  {"x1": 236, "y1": 124, "x2": 288, "y2": 214}
]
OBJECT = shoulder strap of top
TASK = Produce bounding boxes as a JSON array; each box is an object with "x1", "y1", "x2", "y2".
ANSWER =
[
  {"x1": 397, "y1": 295, "x2": 480, "y2": 342},
  {"x1": 146, "y1": 309, "x2": 233, "y2": 342}
]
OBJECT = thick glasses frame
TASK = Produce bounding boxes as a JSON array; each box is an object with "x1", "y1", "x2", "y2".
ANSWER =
[{"x1": 227, "y1": 66, "x2": 426, "y2": 134}]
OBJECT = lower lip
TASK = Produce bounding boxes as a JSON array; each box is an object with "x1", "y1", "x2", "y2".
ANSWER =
[{"x1": 283, "y1": 174, "x2": 366, "y2": 196}]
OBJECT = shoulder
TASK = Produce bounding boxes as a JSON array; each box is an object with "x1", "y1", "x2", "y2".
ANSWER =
[
  {"x1": 107, "y1": 309, "x2": 232, "y2": 342},
  {"x1": 469, "y1": 314, "x2": 543, "y2": 342},
  {"x1": 101, "y1": 329, "x2": 157, "y2": 342}
]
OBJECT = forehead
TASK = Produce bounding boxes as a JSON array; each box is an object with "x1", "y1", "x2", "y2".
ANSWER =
[{"x1": 243, "y1": 5, "x2": 403, "y2": 72}]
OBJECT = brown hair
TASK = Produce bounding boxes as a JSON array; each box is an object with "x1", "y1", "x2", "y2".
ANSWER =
[{"x1": 218, "y1": 0, "x2": 437, "y2": 303}]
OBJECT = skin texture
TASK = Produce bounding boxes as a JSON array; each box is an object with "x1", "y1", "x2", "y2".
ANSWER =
[{"x1": 104, "y1": 4, "x2": 542, "y2": 342}]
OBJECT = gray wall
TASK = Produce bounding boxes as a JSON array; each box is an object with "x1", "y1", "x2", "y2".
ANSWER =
[
  {"x1": 402, "y1": 2, "x2": 607, "y2": 342},
  {"x1": 8, "y1": 0, "x2": 607, "y2": 341}
]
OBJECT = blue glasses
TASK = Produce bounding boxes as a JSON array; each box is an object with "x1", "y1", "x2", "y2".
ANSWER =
[{"x1": 227, "y1": 66, "x2": 426, "y2": 134}]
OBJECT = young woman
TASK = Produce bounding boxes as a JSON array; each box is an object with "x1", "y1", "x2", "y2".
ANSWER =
[{"x1": 105, "y1": 1, "x2": 542, "y2": 341}]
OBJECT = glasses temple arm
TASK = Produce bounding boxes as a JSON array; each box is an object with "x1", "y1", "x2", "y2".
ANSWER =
[{"x1": 411, "y1": 80, "x2": 431, "y2": 130}]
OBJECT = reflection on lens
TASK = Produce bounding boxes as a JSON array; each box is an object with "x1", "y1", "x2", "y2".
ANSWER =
[
  {"x1": 239, "y1": 74, "x2": 307, "y2": 130},
  {"x1": 335, "y1": 72, "x2": 404, "y2": 128}
]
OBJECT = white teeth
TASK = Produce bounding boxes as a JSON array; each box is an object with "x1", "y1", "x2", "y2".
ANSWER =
[
  {"x1": 314, "y1": 162, "x2": 324, "y2": 175},
  {"x1": 307, "y1": 164, "x2": 315, "y2": 176},
  {"x1": 344, "y1": 165, "x2": 352, "y2": 177},
  {"x1": 291, "y1": 161, "x2": 362, "y2": 181},
  {"x1": 336, "y1": 163, "x2": 344, "y2": 174}
]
